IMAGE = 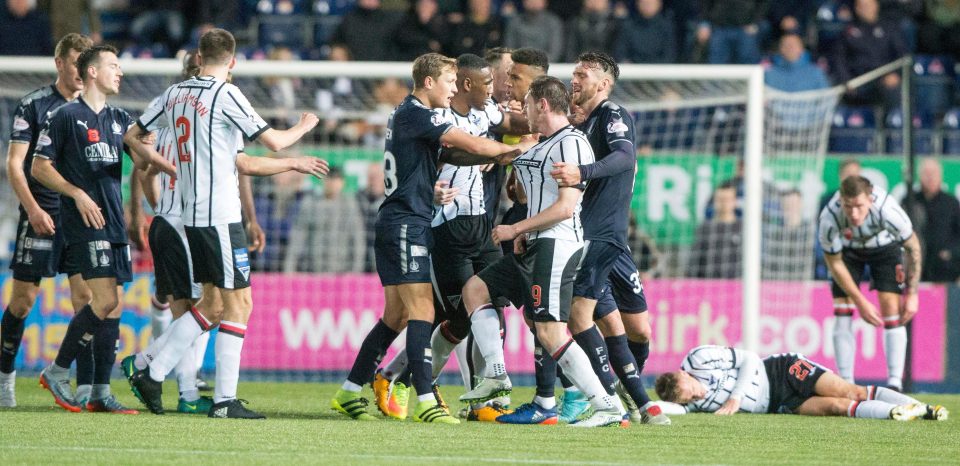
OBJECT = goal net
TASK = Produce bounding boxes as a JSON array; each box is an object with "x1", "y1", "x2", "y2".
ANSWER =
[{"x1": 0, "y1": 57, "x2": 838, "y2": 381}]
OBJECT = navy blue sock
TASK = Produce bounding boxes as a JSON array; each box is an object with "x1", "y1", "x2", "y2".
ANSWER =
[
  {"x1": 534, "y1": 334, "x2": 557, "y2": 398},
  {"x1": 607, "y1": 334, "x2": 651, "y2": 406},
  {"x1": 405, "y1": 319, "x2": 434, "y2": 397},
  {"x1": 395, "y1": 367, "x2": 412, "y2": 386},
  {"x1": 93, "y1": 318, "x2": 120, "y2": 385},
  {"x1": 557, "y1": 366, "x2": 574, "y2": 389},
  {"x1": 346, "y1": 319, "x2": 399, "y2": 386},
  {"x1": 629, "y1": 339, "x2": 650, "y2": 374},
  {"x1": 572, "y1": 327, "x2": 616, "y2": 396},
  {"x1": 75, "y1": 340, "x2": 94, "y2": 386},
  {"x1": 0, "y1": 309, "x2": 26, "y2": 374},
  {"x1": 55, "y1": 305, "x2": 102, "y2": 369}
]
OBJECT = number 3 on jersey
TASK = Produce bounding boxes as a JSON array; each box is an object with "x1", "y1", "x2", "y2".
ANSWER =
[
  {"x1": 384, "y1": 150, "x2": 398, "y2": 195},
  {"x1": 175, "y1": 116, "x2": 191, "y2": 162}
]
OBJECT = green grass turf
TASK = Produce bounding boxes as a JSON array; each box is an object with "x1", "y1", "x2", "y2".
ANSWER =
[{"x1": 1, "y1": 378, "x2": 958, "y2": 465}]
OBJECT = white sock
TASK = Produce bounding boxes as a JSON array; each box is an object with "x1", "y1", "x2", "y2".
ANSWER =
[
  {"x1": 850, "y1": 400, "x2": 897, "y2": 419},
  {"x1": 149, "y1": 311, "x2": 208, "y2": 382},
  {"x1": 534, "y1": 395, "x2": 556, "y2": 409},
  {"x1": 867, "y1": 385, "x2": 918, "y2": 405},
  {"x1": 176, "y1": 340, "x2": 200, "y2": 399},
  {"x1": 149, "y1": 297, "x2": 172, "y2": 341},
  {"x1": 382, "y1": 348, "x2": 408, "y2": 381},
  {"x1": 470, "y1": 305, "x2": 506, "y2": 378},
  {"x1": 0, "y1": 371, "x2": 13, "y2": 382},
  {"x1": 75, "y1": 384, "x2": 92, "y2": 402},
  {"x1": 555, "y1": 340, "x2": 618, "y2": 412},
  {"x1": 91, "y1": 383, "x2": 110, "y2": 400},
  {"x1": 453, "y1": 340, "x2": 471, "y2": 388},
  {"x1": 341, "y1": 381, "x2": 362, "y2": 392},
  {"x1": 429, "y1": 323, "x2": 460, "y2": 380},
  {"x1": 137, "y1": 314, "x2": 179, "y2": 370},
  {"x1": 194, "y1": 330, "x2": 210, "y2": 370},
  {"x1": 883, "y1": 323, "x2": 907, "y2": 389},
  {"x1": 470, "y1": 337, "x2": 487, "y2": 386},
  {"x1": 832, "y1": 313, "x2": 855, "y2": 382},
  {"x1": 214, "y1": 321, "x2": 246, "y2": 404}
]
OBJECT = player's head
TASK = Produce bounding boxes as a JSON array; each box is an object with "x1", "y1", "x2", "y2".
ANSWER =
[
  {"x1": 838, "y1": 157, "x2": 861, "y2": 182},
  {"x1": 198, "y1": 28, "x2": 237, "y2": 69},
  {"x1": 54, "y1": 33, "x2": 93, "y2": 94},
  {"x1": 455, "y1": 53, "x2": 492, "y2": 110},
  {"x1": 412, "y1": 52, "x2": 458, "y2": 108},
  {"x1": 508, "y1": 47, "x2": 548, "y2": 102},
  {"x1": 485, "y1": 46, "x2": 513, "y2": 102},
  {"x1": 655, "y1": 371, "x2": 707, "y2": 404},
  {"x1": 524, "y1": 75, "x2": 570, "y2": 133},
  {"x1": 181, "y1": 49, "x2": 201, "y2": 80},
  {"x1": 839, "y1": 176, "x2": 874, "y2": 226},
  {"x1": 77, "y1": 44, "x2": 122, "y2": 95},
  {"x1": 572, "y1": 51, "x2": 619, "y2": 107}
]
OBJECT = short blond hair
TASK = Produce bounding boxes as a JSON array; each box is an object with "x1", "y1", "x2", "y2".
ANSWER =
[
  {"x1": 412, "y1": 53, "x2": 456, "y2": 90},
  {"x1": 54, "y1": 33, "x2": 93, "y2": 59}
]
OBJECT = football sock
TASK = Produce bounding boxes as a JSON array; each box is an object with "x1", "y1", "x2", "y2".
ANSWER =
[
  {"x1": 194, "y1": 330, "x2": 210, "y2": 369},
  {"x1": 91, "y1": 383, "x2": 110, "y2": 400},
  {"x1": 406, "y1": 319, "x2": 434, "y2": 398},
  {"x1": 93, "y1": 318, "x2": 120, "y2": 386},
  {"x1": 340, "y1": 380, "x2": 363, "y2": 393},
  {"x1": 382, "y1": 348, "x2": 408, "y2": 381},
  {"x1": 176, "y1": 340, "x2": 200, "y2": 399},
  {"x1": 75, "y1": 341, "x2": 94, "y2": 387},
  {"x1": 850, "y1": 400, "x2": 897, "y2": 419},
  {"x1": 471, "y1": 305, "x2": 507, "y2": 378},
  {"x1": 454, "y1": 339, "x2": 472, "y2": 388},
  {"x1": 628, "y1": 339, "x2": 650, "y2": 374},
  {"x1": 554, "y1": 338, "x2": 617, "y2": 412},
  {"x1": 75, "y1": 384, "x2": 91, "y2": 403},
  {"x1": 607, "y1": 334, "x2": 652, "y2": 406},
  {"x1": 572, "y1": 326, "x2": 616, "y2": 395},
  {"x1": 346, "y1": 319, "x2": 399, "y2": 387},
  {"x1": 214, "y1": 321, "x2": 246, "y2": 404},
  {"x1": 832, "y1": 310, "x2": 855, "y2": 382},
  {"x1": 0, "y1": 309, "x2": 26, "y2": 374},
  {"x1": 534, "y1": 395, "x2": 556, "y2": 410},
  {"x1": 54, "y1": 304, "x2": 102, "y2": 369},
  {"x1": 533, "y1": 334, "x2": 557, "y2": 398},
  {"x1": 866, "y1": 385, "x2": 919, "y2": 405},
  {"x1": 137, "y1": 313, "x2": 177, "y2": 370},
  {"x1": 149, "y1": 296, "x2": 172, "y2": 340},
  {"x1": 558, "y1": 367, "x2": 574, "y2": 389},
  {"x1": 883, "y1": 319, "x2": 907, "y2": 389},
  {"x1": 149, "y1": 309, "x2": 211, "y2": 382},
  {"x1": 430, "y1": 321, "x2": 460, "y2": 380}
]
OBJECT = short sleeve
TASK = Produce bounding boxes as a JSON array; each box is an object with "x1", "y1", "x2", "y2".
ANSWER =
[
  {"x1": 138, "y1": 93, "x2": 166, "y2": 132},
  {"x1": 10, "y1": 97, "x2": 36, "y2": 144},
  {"x1": 221, "y1": 87, "x2": 270, "y2": 141},
  {"x1": 483, "y1": 100, "x2": 504, "y2": 128},
  {"x1": 33, "y1": 116, "x2": 60, "y2": 161},
  {"x1": 554, "y1": 135, "x2": 592, "y2": 190},
  {"x1": 818, "y1": 205, "x2": 842, "y2": 254},
  {"x1": 601, "y1": 104, "x2": 636, "y2": 148},
  {"x1": 880, "y1": 196, "x2": 914, "y2": 242},
  {"x1": 403, "y1": 104, "x2": 452, "y2": 142}
]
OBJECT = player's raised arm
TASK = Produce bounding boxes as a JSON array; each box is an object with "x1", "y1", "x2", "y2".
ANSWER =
[
  {"x1": 438, "y1": 127, "x2": 530, "y2": 166},
  {"x1": 235, "y1": 152, "x2": 329, "y2": 178}
]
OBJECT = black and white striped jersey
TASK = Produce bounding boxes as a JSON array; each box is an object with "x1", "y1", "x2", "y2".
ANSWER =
[
  {"x1": 681, "y1": 345, "x2": 770, "y2": 414},
  {"x1": 137, "y1": 76, "x2": 269, "y2": 227},
  {"x1": 513, "y1": 125, "x2": 593, "y2": 242},
  {"x1": 818, "y1": 188, "x2": 913, "y2": 254}
]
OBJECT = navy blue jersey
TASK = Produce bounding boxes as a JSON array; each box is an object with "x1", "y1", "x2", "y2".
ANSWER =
[
  {"x1": 576, "y1": 100, "x2": 637, "y2": 248},
  {"x1": 33, "y1": 98, "x2": 134, "y2": 245},
  {"x1": 9, "y1": 84, "x2": 71, "y2": 215},
  {"x1": 377, "y1": 95, "x2": 453, "y2": 227}
]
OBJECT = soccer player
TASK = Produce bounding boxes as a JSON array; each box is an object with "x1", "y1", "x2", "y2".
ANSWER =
[
  {"x1": 33, "y1": 44, "x2": 175, "y2": 413},
  {"x1": 127, "y1": 28, "x2": 320, "y2": 418},
  {"x1": 655, "y1": 345, "x2": 947, "y2": 421},
  {"x1": 550, "y1": 52, "x2": 669, "y2": 425},
  {"x1": 330, "y1": 53, "x2": 521, "y2": 424},
  {"x1": 462, "y1": 75, "x2": 626, "y2": 427},
  {"x1": 1, "y1": 33, "x2": 93, "y2": 408},
  {"x1": 819, "y1": 175, "x2": 921, "y2": 391}
]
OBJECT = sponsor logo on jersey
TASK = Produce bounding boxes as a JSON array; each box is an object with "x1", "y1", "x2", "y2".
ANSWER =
[
  {"x1": 84, "y1": 142, "x2": 119, "y2": 163},
  {"x1": 37, "y1": 133, "x2": 52, "y2": 147},
  {"x1": 607, "y1": 118, "x2": 628, "y2": 135},
  {"x1": 13, "y1": 116, "x2": 29, "y2": 131},
  {"x1": 76, "y1": 120, "x2": 89, "y2": 131},
  {"x1": 513, "y1": 158, "x2": 543, "y2": 168}
]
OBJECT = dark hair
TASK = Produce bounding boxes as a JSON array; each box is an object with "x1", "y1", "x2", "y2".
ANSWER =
[
  {"x1": 655, "y1": 372, "x2": 682, "y2": 402},
  {"x1": 484, "y1": 46, "x2": 512, "y2": 66},
  {"x1": 181, "y1": 49, "x2": 201, "y2": 80},
  {"x1": 54, "y1": 33, "x2": 93, "y2": 60},
  {"x1": 511, "y1": 47, "x2": 549, "y2": 74},
  {"x1": 840, "y1": 175, "x2": 873, "y2": 198},
  {"x1": 717, "y1": 180, "x2": 738, "y2": 191},
  {"x1": 456, "y1": 53, "x2": 487, "y2": 72},
  {"x1": 528, "y1": 75, "x2": 569, "y2": 115},
  {"x1": 412, "y1": 53, "x2": 457, "y2": 90},
  {"x1": 77, "y1": 44, "x2": 118, "y2": 80},
  {"x1": 327, "y1": 165, "x2": 344, "y2": 179},
  {"x1": 199, "y1": 28, "x2": 236, "y2": 65},
  {"x1": 577, "y1": 51, "x2": 620, "y2": 82},
  {"x1": 839, "y1": 157, "x2": 861, "y2": 173}
]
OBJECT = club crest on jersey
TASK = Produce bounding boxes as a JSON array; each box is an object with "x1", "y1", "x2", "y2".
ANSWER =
[
  {"x1": 607, "y1": 118, "x2": 628, "y2": 135},
  {"x1": 430, "y1": 114, "x2": 444, "y2": 126},
  {"x1": 112, "y1": 121, "x2": 123, "y2": 135},
  {"x1": 12, "y1": 116, "x2": 28, "y2": 131},
  {"x1": 87, "y1": 129, "x2": 100, "y2": 143},
  {"x1": 843, "y1": 228, "x2": 853, "y2": 240}
]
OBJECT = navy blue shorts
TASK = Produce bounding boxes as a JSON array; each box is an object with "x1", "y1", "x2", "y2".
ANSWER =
[
  {"x1": 375, "y1": 223, "x2": 434, "y2": 286},
  {"x1": 9, "y1": 210, "x2": 79, "y2": 283},
  {"x1": 575, "y1": 241, "x2": 648, "y2": 320},
  {"x1": 64, "y1": 240, "x2": 132, "y2": 284}
]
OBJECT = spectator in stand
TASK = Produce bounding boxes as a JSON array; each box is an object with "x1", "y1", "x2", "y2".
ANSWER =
[
  {"x1": 0, "y1": 0, "x2": 52, "y2": 56},
  {"x1": 690, "y1": 182, "x2": 743, "y2": 278},
  {"x1": 392, "y1": 0, "x2": 447, "y2": 60},
  {"x1": 563, "y1": 0, "x2": 619, "y2": 62},
  {"x1": 503, "y1": 0, "x2": 564, "y2": 62},
  {"x1": 764, "y1": 0, "x2": 815, "y2": 46},
  {"x1": 39, "y1": 0, "x2": 101, "y2": 44},
  {"x1": 446, "y1": 0, "x2": 503, "y2": 56},
  {"x1": 909, "y1": 158, "x2": 960, "y2": 283},
  {"x1": 614, "y1": 0, "x2": 677, "y2": 64},
  {"x1": 284, "y1": 167, "x2": 366, "y2": 274},
  {"x1": 877, "y1": 0, "x2": 922, "y2": 51},
  {"x1": 763, "y1": 189, "x2": 815, "y2": 280},
  {"x1": 829, "y1": 0, "x2": 907, "y2": 109},
  {"x1": 356, "y1": 163, "x2": 386, "y2": 273},
  {"x1": 262, "y1": 47, "x2": 302, "y2": 128},
  {"x1": 698, "y1": 0, "x2": 765, "y2": 64},
  {"x1": 129, "y1": 0, "x2": 187, "y2": 53},
  {"x1": 917, "y1": 0, "x2": 960, "y2": 60},
  {"x1": 764, "y1": 33, "x2": 830, "y2": 92},
  {"x1": 628, "y1": 212, "x2": 662, "y2": 280},
  {"x1": 330, "y1": 0, "x2": 397, "y2": 61},
  {"x1": 251, "y1": 167, "x2": 308, "y2": 272}
]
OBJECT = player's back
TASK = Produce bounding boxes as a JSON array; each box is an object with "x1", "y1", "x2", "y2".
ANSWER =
[
  {"x1": 576, "y1": 100, "x2": 637, "y2": 247},
  {"x1": 378, "y1": 94, "x2": 452, "y2": 228},
  {"x1": 10, "y1": 84, "x2": 71, "y2": 215},
  {"x1": 680, "y1": 345, "x2": 769, "y2": 414},
  {"x1": 818, "y1": 188, "x2": 912, "y2": 252}
]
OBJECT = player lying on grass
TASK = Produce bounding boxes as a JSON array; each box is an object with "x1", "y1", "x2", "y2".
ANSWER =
[{"x1": 655, "y1": 345, "x2": 947, "y2": 421}]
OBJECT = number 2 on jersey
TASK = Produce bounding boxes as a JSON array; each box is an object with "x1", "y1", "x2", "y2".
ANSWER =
[
  {"x1": 175, "y1": 116, "x2": 191, "y2": 162},
  {"x1": 383, "y1": 150, "x2": 398, "y2": 195}
]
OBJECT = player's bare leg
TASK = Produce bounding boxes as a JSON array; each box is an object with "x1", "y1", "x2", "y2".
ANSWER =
[
  {"x1": 832, "y1": 297, "x2": 857, "y2": 382},
  {"x1": 814, "y1": 369, "x2": 944, "y2": 419},
  {"x1": 878, "y1": 291, "x2": 906, "y2": 390}
]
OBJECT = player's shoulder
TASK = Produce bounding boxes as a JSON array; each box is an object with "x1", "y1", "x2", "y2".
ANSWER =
[
  {"x1": 820, "y1": 191, "x2": 841, "y2": 215},
  {"x1": 47, "y1": 99, "x2": 82, "y2": 121},
  {"x1": 18, "y1": 84, "x2": 56, "y2": 107}
]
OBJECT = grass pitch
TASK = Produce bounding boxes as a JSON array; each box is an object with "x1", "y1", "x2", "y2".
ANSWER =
[{"x1": 1, "y1": 378, "x2": 958, "y2": 465}]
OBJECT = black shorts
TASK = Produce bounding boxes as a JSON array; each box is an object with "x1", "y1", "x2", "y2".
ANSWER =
[
  {"x1": 149, "y1": 215, "x2": 202, "y2": 301},
  {"x1": 763, "y1": 353, "x2": 830, "y2": 414},
  {"x1": 63, "y1": 240, "x2": 132, "y2": 284},
  {"x1": 9, "y1": 210, "x2": 79, "y2": 283},
  {"x1": 478, "y1": 238, "x2": 582, "y2": 323},
  {"x1": 375, "y1": 223, "x2": 433, "y2": 286},
  {"x1": 574, "y1": 241, "x2": 649, "y2": 320},
  {"x1": 830, "y1": 243, "x2": 904, "y2": 298},
  {"x1": 184, "y1": 223, "x2": 250, "y2": 290},
  {"x1": 432, "y1": 215, "x2": 501, "y2": 323}
]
